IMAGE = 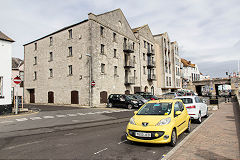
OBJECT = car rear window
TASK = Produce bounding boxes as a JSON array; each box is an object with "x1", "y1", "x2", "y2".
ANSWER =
[{"x1": 180, "y1": 98, "x2": 193, "y2": 104}]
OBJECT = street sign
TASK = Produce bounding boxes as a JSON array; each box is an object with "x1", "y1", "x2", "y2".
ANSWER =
[
  {"x1": 210, "y1": 87, "x2": 213, "y2": 91},
  {"x1": 13, "y1": 76, "x2": 22, "y2": 85},
  {"x1": 91, "y1": 81, "x2": 95, "y2": 87}
]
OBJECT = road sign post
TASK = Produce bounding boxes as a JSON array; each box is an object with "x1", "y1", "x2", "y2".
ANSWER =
[{"x1": 13, "y1": 76, "x2": 22, "y2": 114}]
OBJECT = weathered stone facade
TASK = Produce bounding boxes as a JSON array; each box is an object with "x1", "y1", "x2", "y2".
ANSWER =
[
  {"x1": 154, "y1": 33, "x2": 181, "y2": 93},
  {"x1": 24, "y1": 9, "x2": 181, "y2": 107}
]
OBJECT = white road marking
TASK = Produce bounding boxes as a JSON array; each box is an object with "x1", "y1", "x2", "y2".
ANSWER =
[
  {"x1": 77, "y1": 113, "x2": 86, "y2": 115},
  {"x1": 72, "y1": 120, "x2": 80, "y2": 123},
  {"x1": 3, "y1": 140, "x2": 43, "y2": 150},
  {"x1": 43, "y1": 116, "x2": 55, "y2": 119},
  {"x1": 94, "y1": 148, "x2": 108, "y2": 155},
  {"x1": 56, "y1": 115, "x2": 67, "y2": 117},
  {"x1": 64, "y1": 133, "x2": 76, "y2": 136},
  {"x1": 95, "y1": 111, "x2": 105, "y2": 114},
  {"x1": 67, "y1": 114, "x2": 78, "y2": 116},
  {"x1": 87, "y1": 112, "x2": 95, "y2": 115},
  {"x1": 0, "y1": 120, "x2": 14, "y2": 124},
  {"x1": 30, "y1": 117, "x2": 42, "y2": 120},
  {"x1": 118, "y1": 140, "x2": 127, "y2": 144},
  {"x1": 16, "y1": 118, "x2": 28, "y2": 122}
]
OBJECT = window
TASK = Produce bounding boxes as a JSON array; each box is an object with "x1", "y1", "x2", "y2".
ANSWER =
[
  {"x1": 133, "y1": 56, "x2": 136, "y2": 64},
  {"x1": 49, "y1": 69, "x2": 53, "y2": 78},
  {"x1": 166, "y1": 76, "x2": 168, "y2": 86},
  {"x1": 133, "y1": 42, "x2": 135, "y2": 50},
  {"x1": 114, "y1": 66, "x2": 117, "y2": 76},
  {"x1": 143, "y1": 53, "x2": 145, "y2": 61},
  {"x1": 113, "y1": 32, "x2": 116, "y2": 42},
  {"x1": 169, "y1": 77, "x2": 171, "y2": 86},
  {"x1": 34, "y1": 56, "x2": 37, "y2": 65},
  {"x1": 113, "y1": 49, "x2": 117, "y2": 58},
  {"x1": 144, "y1": 40, "x2": 146, "y2": 48},
  {"x1": 101, "y1": 44, "x2": 104, "y2": 54},
  {"x1": 143, "y1": 66, "x2": 146, "y2": 74},
  {"x1": 50, "y1": 37, "x2": 53, "y2": 46},
  {"x1": 100, "y1": 26, "x2": 104, "y2": 36},
  {"x1": 68, "y1": 47, "x2": 72, "y2": 56},
  {"x1": 0, "y1": 77, "x2": 3, "y2": 97},
  {"x1": 34, "y1": 43, "x2": 37, "y2": 50},
  {"x1": 101, "y1": 63, "x2": 105, "y2": 73},
  {"x1": 34, "y1": 71, "x2": 37, "y2": 80},
  {"x1": 68, "y1": 29, "x2": 72, "y2": 39},
  {"x1": 49, "y1": 52, "x2": 53, "y2": 61},
  {"x1": 68, "y1": 65, "x2": 73, "y2": 75}
]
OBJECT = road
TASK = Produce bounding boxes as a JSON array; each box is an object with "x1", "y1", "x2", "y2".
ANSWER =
[{"x1": 0, "y1": 106, "x2": 208, "y2": 160}]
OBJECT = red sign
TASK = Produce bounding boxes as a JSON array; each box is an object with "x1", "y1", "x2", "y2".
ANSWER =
[
  {"x1": 91, "y1": 81, "x2": 95, "y2": 87},
  {"x1": 13, "y1": 76, "x2": 22, "y2": 85}
]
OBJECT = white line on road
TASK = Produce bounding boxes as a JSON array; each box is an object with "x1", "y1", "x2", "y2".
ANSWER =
[
  {"x1": 67, "y1": 114, "x2": 78, "y2": 116},
  {"x1": 87, "y1": 112, "x2": 96, "y2": 115},
  {"x1": 64, "y1": 133, "x2": 76, "y2": 136},
  {"x1": 43, "y1": 116, "x2": 55, "y2": 119},
  {"x1": 56, "y1": 115, "x2": 67, "y2": 117},
  {"x1": 3, "y1": 140, "x2": 43, "y2": 150},
  {"x1": 30, "y1": 117, "x2": 42, "y2": 120},
  {"x1": 94, "y1": 148, "x2": 108, "y2": 155},
  {"x1": 0, "y1": 120, "x2": 14, "y2": 124},
  {"x1": 118, "y1": 140, "x2": 127, "y2": 144},
  {"x1": 16, "y1": 118, "x2": 28, "y2": 122},
  {"x1": 77, "y1": 113, "x2": 86, "y2": 115}
]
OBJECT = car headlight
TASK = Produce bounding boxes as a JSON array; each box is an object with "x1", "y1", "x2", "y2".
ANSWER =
[
  {"x1": 156, "y1": 117, "x2": 171, "y2": 126},
  {"x1": 132, "y1": 101, "x2": 138, "y2": 104},
  {"x1": 129, "y1": 117, "x2": 136, "y2": 125}
]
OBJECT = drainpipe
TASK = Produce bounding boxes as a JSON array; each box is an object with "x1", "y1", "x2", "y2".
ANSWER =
[{"x1": 88, "y1": 20, "x2": 93, "y2": 108}]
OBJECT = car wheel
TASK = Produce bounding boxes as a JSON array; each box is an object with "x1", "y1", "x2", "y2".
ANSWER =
[
  {"x1": 108, "y1": 103, "x2": 112, "y2": 108},
  {"x1": 197, "y1": 112, "x2": 202, "y2": 124},
  {"x1": 186, "y1": 120, "x2": 191, "y2": 133},
  {"x1": 127, "y1": 104, "x2": 133, "y2": 110},
  {"x1": 170, "y1": 129, "x2": 177, "y2": 147}
]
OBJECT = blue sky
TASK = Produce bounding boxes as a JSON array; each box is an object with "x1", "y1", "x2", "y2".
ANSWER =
[{"x1": 1, "y1": 0, "x2": 240, "y2": 77}]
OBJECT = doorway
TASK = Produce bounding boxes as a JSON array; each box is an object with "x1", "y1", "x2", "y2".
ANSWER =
[
  {"x1": 100, "y1": 91, "x2": 108, "y2": 103},
  {"x1": 28, "y1": 89, "x2": 35, "y2": 103},
  {"x1": 71, "y1": 91, "x2": 79, "y2": 104},
  {"x1": 48, "y1": 91, "x2": 54, "y2": 103}
]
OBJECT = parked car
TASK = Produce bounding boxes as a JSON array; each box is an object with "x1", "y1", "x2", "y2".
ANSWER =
[
  {"x1": 131, "y1": 94, "x2": 148, "y2": 104},
  {"x1": 175, "y1": 96, "x2": 208, "y2": 123},
  {"x1": 135, "y1": 92, "x2": 159, "y2": 101},
  {"x1": 107, "y1": 94, "x2": 140, "y2": 109},
  {"x1": 126, "y1": 99, "x2": 191, "y2": 146}
]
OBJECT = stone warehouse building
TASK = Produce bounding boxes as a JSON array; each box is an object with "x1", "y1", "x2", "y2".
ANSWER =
[
  {"x1": 24, "y1": 9, "x2": 179, "y2": 107},
  {"x1": 154, "y1": 33, "x2": 181, "y2": 93}
]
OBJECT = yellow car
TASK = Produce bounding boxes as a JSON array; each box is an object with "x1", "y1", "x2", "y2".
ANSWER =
[{"x1": 126, "y1": 99, "x2": 190, "y2": 146}]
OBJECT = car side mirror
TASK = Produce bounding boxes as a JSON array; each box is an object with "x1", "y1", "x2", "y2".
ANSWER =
[
  {"x1": 134, "y1": 111, "x2": 138, "y2": 115},
  {"x1": 175, "y1": 111, "x2": 182, "y2": 116}
]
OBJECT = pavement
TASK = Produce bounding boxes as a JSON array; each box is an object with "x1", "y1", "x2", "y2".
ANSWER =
[{"x1": 166, "y1": 101, "x2": 240, "y2": 160}]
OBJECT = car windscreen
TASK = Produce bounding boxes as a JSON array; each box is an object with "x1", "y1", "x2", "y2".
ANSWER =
[
  {"x1": 137, "y1": 103, "x2": 172, "y2": 115},
  {"x1": 179, "y1": 98, "x2": 193, "y2": 104}
]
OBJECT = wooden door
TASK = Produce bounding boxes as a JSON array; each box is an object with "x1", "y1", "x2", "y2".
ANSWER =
[
  {"x1": 100, "y1": 91, "x2": 108, "y2": 103},
  {"x1": 71, "y1": 91, "x2": 79, "y2": 104},
  {"x1": 48, "y1": 91, "x2": 54, "y2": 103},
  {"x1": 29, "y1": 89, "x2": 35, "y2": 103}
]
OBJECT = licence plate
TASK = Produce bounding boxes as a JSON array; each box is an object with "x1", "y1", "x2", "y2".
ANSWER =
[{"x1": 135, "y1": 132, "x2": 151, "y2": 137}]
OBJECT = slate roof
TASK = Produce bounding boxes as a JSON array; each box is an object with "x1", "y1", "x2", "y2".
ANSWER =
[
  {"x1": 12, "y1": 57, "x2": 23, "y2": 69},
  {"x1": 0, "y1": 31, "x2": 14, "y2": 42}
]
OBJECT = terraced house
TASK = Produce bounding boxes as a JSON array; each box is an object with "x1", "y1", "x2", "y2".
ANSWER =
[{"x1": 24, "y1": 9, "x2": 180, "y2": 107}]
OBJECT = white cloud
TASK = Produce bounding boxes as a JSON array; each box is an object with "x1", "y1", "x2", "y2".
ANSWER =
[{"x1": 0, "y1": 0, "x2": 239, "y2": 77}]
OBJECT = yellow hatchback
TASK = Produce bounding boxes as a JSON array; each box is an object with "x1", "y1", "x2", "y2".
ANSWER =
[{"x1": 126, "y1": 99, "x2": 190, "y2": 146}]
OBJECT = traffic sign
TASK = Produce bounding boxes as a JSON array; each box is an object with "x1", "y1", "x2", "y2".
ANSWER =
[
  {"x1": 13, "y1": 76, "x2": 22, "y2": 85},
  {"x1": 91, "y1": 81, "x2": 95, "y2": 87}
]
